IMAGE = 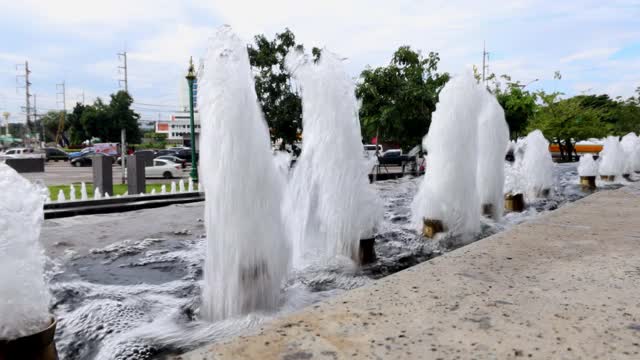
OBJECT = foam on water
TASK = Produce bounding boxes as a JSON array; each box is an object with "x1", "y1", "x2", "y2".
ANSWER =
[
  {"x1": 0, "y1": 163, "x2": 50, "y2": 340},
  {"x1": 519, "y1": 130, "x2": 554, "y2": 199},
  {"x1": 411, "y1": 71, "x2": 483, "y2": 237},
  {"x1": 198, "y1": 26, "x2": 290, "y2": 321},
  {"x1": 283, "y1": 48, "x2": 382, "y2": 267},
  {"x1": 578, "y1": 154, "x2": 598, "y2": 177},
  {"x1": 599, "y1": 136, "x2": 625, "y2": 177},
  {"x1": 476, "y1": 89, "x2": 509, "y2": 220}
]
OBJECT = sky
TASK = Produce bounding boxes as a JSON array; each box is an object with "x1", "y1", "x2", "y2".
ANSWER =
[{"x1": 1, "y1": 0, "x2": 639, "y2": 124}]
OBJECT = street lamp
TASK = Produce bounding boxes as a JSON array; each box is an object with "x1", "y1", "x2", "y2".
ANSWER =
[{"x1": 186, "y1": 57, "x2": 198, "y2": 182}]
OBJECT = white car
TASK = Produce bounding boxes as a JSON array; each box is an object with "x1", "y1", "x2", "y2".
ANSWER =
[
  {"x1": 0, "y1": 147, "x2": 44, "y2": 160},
  {"x1": 145, "y1": 159, "x2": 182, "y2": 179}
]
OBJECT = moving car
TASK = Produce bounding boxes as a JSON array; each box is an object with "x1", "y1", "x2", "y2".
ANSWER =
[
  {"x1": 377, "y1": 149, "x2": 411, "y2": 166},
  {"x1": 68, "y1": 147, "x2": 95, "y2": 160},
  {"x1": 70, "y1": 152, "x2": 114, "y2": 167},
  {"x1": 0, "y1": 147, "x2": 44, "y2": 159},
  {"x1": 44, "y1": 147, "x2": 69, "y2": 162},
  {"x1": 144, "y1": 159, "x2": 182, "y2": 179},
  {"x1": 156, "y1": 155, "x2": 187, "y2": 169}
]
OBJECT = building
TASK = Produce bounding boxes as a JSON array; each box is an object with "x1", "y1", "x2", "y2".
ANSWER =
[{"x1": 155, "y1": 111, "x2": 201, "y2": 148}]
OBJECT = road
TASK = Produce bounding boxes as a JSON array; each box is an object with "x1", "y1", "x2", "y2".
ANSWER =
[{"x1": 19, "y1": 161, "x2": 192, "y2": 186}]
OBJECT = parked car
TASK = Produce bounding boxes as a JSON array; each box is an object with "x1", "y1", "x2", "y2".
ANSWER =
[
  {"x1": 155, "y1": 149, "x2": 177, "y2": 157},
  {"x1": 377, "y1": 149, "x2": 411, "y2": 166},
  {"x1": 156, "y1": 155, "x2": 187, "y2": 169},
  {"x1": 0, "y1": 147, "x2": 44, "y2": 159},
  {"x1": 44, "y1": 147, "x2": 69, "y2": 162},
  {"x1": 70, "y1": 152, "x2": 114, "y2": 167},
  {"x1": 364, "y1": 144, "x2": 384, "y2": 158},
  {"x1": 174, "y1": 148, "x2": 199, "y2": 163},
  {"x1": 144, "y1": 159, "x2": 182, "y2": 179}
]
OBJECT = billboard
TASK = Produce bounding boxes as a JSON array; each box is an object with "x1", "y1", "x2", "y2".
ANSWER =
[{"x1": 94, "y1": 143, "x2": 118, "y2": 156}]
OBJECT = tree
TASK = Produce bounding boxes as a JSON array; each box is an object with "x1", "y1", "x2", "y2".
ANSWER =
[
  {"x1": 73, "y1": 91, "x2": 141, "y2": 144},
  {"x1": 34, "y1": 111, "x2": 66, "y2": 143},
  {"x1": 109, "y1": 91, "x2": 141, "y2": 144},
  {"x1": 247, "y1": 29, "x2": 320, "y2": 150},
  {"x1": 356, "y1": 46, "x2": 450, "y2": 150},
  {"x1": 67, "y1": 103, "x2": 88, "y2": 145},
  {"x1": 528, "y1": 92, "x2": 610, "y2": 161}
]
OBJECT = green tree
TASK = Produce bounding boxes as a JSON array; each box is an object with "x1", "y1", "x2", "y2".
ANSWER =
[
  {"x1": 67, "y1": 103, "x2": 88, "y2": 145},
  {"x1": 80, "y1": 98, "x2": 110, "y2": 142},
  {"x1": 108, "y1": 91, "x2": 141, "y2": 143},
  {"x1": 75, "y1": 91, "x2": 141, "y2": 144},
  {"x1": 528, "y1": 92, "x2": 610, "y2": 161},
  {"x1": 34, "y1": 111, "x2": 66, "y2": 142},
  {"x1": 247, "y1": 29, "x2": 319, "y2": 150},
  {"x1": 356, "y1": 46, "x2": 450, "y2": 149}
]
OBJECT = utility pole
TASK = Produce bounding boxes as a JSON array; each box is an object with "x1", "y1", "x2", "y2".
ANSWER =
[
  {"x1": 482, "y1": 42, "x2": 490, "y2": 85},
  {"x1": 16, "y1": 61, "x2": 32, "y2": 143},
  {"x1": 56, "y1": 81, "x2": 66, "y2": 146},
  {"x1": 33, "y1": 94, "x2": 43, "y2": 145},
  {"x1": 118, "y1": 51, "x2": 128, "y2": 93}
]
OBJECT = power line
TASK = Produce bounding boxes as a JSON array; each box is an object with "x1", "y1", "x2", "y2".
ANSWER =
[{"x1": 482, "y1": 41, "x2": 490, "y2": 85}]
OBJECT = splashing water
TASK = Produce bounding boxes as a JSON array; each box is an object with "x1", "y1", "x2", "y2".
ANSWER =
[
  {"x1": 476, "y1": 89, "x2": 509, "y2": 220},
  {"x1": 69, "y1": 184, "x2": 76, "y2": 201},
  {"x1": 283, "y1": 48, "x2": 382, "y2": 267},
  {"x1": 599, "y1": 136, "x2": 625, "y2": 177},
  {"x1": 94, "y1": 187, "x2": 102, "y2": 200},
  {"x1": 170, "y1": 182, "x2": 177, "y2": 194},
  {"x1": 620, "y1": 132, "x2": 639, "y2": 174},
  {"x1": 519, "y1": 130, "x2": 554, "y2": 199},
  {"x1": 411, "y1": 71, "x2": 484, "y2": 237},
  {"x1": 179, "y1": 179, "x2": 185, "y2": 193},
  {"x1": 0, "y1": 163, "x2": 50, "y2": 340},
  {"x1": 80, "y1": 182, "x2": 88, "y2": 201},
  {"x1": 58, "y1": 189, "x2": 67, "y2": 202},
  {"x1": 150, "y1": 189, "x2": 157, "y2": 195},
  {"x1": 188, "y1": 178, "x2": 194, "y2": 192},
  {"x1": 578, "y1": 154, "x2": 598, "y2": 177},
  {"x1": 198, "y1": 26, "x2": 290, "y2": 321},
  {"x1": 161, "y1": 185, "x2": 167, "y2": 194}
]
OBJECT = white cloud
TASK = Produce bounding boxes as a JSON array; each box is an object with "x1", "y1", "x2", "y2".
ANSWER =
[{"x1": 560, "y1": 48, "x2": 618, "y2": 63}]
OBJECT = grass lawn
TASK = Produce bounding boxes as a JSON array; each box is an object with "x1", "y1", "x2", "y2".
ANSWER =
[{"x1": 47, "y1": 183, "x2": 180, "y2": 201}]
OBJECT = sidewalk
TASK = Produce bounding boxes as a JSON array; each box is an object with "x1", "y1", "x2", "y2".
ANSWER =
[{"x1": 178, "y1": 184, "x2": 640, "y2": 359}]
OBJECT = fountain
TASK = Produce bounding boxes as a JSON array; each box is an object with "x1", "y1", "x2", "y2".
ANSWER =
[
  {"x1": 179, "y1": 179, "x2": 186, "y2": 193},
  {"x1": 411, "y1": 71, "x2": 483, "y2": 239},
  {"x1": 161, "y1": 184, "x2": 167, "y2": 194},
  {"x1": 170, "y1": 181, "x2": 177, "y2": 194},
  {"x1": 578, "y1": 154, "x2": 598, "y2": 189},
  {"x1": 188, "y1": 178, "x2": 194, "y2": 192},
  {"x1": 57, "y1": 189, "x2": 66, "y2": 202},
  {"x1": 283, "y1": 47, "x2": 382, "y2": 266},
  {"x1": 69, "y1": 184, "x2": 76, "y2": 201},
  {"x1": 620, "y1": 133, "x2": 639, "y2": 178},
  {"x1": 80, "y1": 182, "x2": 88, "y2": 201},
  {"x1": 151, "y1": 188, "x2": 157, "y2": 195},
  {"x1": 198, "y1": 26, "x2": 290, "y2": 321},
  {"x1": 599, "y1": 136, "x2": 625, "y2": 181},
  {"x1": 476, "y1": 89, "x2": 509, "y2": 220},
  {"x1": 94, "y1": 187, "x2": 101, "y2": 200},
  {"x1": 0, "y1": 163, "x2": 57, "y2": 358},
  {"x1": 520, "y1": 130, "x2": 554, "y2": 199}
]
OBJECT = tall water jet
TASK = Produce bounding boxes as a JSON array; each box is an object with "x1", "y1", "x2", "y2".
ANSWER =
[
  {"x1": 170, "y1": 181, "x2": 177, "y2": 194},
  {"x1": 0, "y1": 163, "x2": 52, "y2": 340},
  {"x1": 411, "y1": 71, "x2": 483, "y2": 238},
  {"x1": 620, "y1": 132, "x2": 639, "y2": 176},
  {"x1": 198, "y1": 26, "x2": 289, "y2": 321},
  {"x1": 94, "y1": 187, "x2": 101, "y2": 200},
  {"x1": 80, "y1": 182, "x2": 88, "y2": 201},
  {"x1": 520, "y1": 130, "x2": 554, "y2": 199},
  {"x1": 188, "y1": 178, "x2": 194, "y2": 192},
  {"x1": 283, "y1": 48, "x2": 382, "y2": 267},
  {"x1": 476, "y1": 89, "x2": 509, "y2": 220},
  {"x1": 57, "y1": 189, "x2": 66, "y2": 202},
  {"x1": 161, "y1": 184, "x2": 167, "y2": 194},
  {"x1": 578, "y1": 154, "x2": 598, "y2": 189},
  {"x1": 599, "y1": 136, "x2": 625, "y2": 181},
  {"x1": 69, "y1": 184, "x2": 76, "y2": 201},
  {"x1": 179, "y1": 179, "x2": 186, "y2": 193}
]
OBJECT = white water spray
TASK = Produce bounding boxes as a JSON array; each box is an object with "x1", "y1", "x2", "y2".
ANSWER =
[
  {"x1": 198, "y1": 26, "x2": 290, "y2": 321},
  {"x1": 283, "y1": 48, "x2": 382, "y2": 267},
  {"x1": 188, "y1": 178, "x2": 194, "y2": 192},
  {"x1": 94, "y1": 187, "x2": 101, "y2": 200},
  {"x1": 57, "y1": 189, "x2": 66, "y2": 202},
  {"x1": 170, "y1": 181, "x2": 177, "y2": 194},
  {"x1": 578, "y1": 154, "x2": 599, "y2": 177},
  {"x1": 69, "y1": 184, "x2": 76, "y2": 201},
  {"x1": 476, "y1": 89, "x2": 509, "y2": 220},
  {"x1": 150, "y1": 189, "x2": 157, "y2": 195},
  {"x1": 411, "y1": 71, "x2": 483, "y2": 237},
  {"x1": 80, "y1": 182, "x2": 88, "y2": 201},
  {"x1": 161, "y1": 185, "x2": 167, "y2": 194},
  {"x1": 620, "y1": 132, "x2": 639, "y2": 174},
  {"x1": 520, "y1": 130, "x2": 554, "y2": 199},
  {"x1": 0, "y1": 163, "x2": 50, "y2": 340},
  {"x1": 599, "y1": 136, "x2": 625, "y2": 178},
  {"x1": 179, "y1": 179, "x2": 185, "y2": 193}
]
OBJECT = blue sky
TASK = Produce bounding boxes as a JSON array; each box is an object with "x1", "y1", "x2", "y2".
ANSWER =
[{"x1": 1, "y1": 0, "x2": 639, "y2": 124}]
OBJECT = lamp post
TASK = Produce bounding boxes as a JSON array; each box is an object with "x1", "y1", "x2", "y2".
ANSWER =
[{"x1": 186, "y1": 57, "x2": 198, "y2": 182}]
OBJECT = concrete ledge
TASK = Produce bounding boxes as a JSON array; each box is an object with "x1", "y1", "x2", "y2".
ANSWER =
[{"x1": 178, "y1": 184, "x2": 640, "y2": 359}]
